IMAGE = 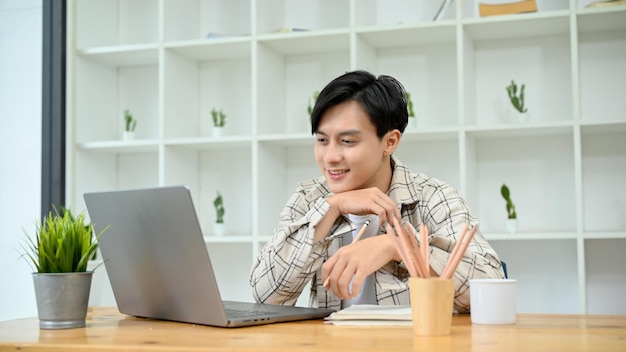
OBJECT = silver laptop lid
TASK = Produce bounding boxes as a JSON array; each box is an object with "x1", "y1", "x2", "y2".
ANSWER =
[{"x1": 84, "y1": 185, "x2": 230, "y2": 326}]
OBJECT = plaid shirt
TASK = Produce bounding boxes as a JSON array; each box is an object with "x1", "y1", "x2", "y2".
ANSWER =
[{"x1": 250, "y1": 157, "x2": 505, "y2": 312}]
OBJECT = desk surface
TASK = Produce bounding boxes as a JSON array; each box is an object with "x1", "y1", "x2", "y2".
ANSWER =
[{"x1": 1, "y1": 307, "x2": 625, "y2": 351}]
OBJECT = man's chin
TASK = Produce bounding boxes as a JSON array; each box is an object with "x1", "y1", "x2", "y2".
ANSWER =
[{"x1": 326, "y1": 181, "x2": 353, "y2": 194}]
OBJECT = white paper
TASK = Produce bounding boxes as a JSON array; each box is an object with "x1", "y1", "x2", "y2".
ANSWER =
[{"x1": 324, "y1": 304, "x2": 412, "y2": 322}]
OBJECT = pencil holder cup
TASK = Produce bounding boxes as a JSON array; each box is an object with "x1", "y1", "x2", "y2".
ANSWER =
[{"x1": 409, "y1": 277, "x2": 455, "y2": 336}]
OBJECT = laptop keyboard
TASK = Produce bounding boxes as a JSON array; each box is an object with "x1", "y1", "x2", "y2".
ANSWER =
[{"x1": 225, "y1": 309, "x2": 279, "y2": 319}]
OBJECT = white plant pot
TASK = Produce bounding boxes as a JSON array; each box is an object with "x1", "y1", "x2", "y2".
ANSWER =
[
  {"x1": 212, "y1": 127, "x2": 224, "y2": 138},
  {"x1": 516, "y1": 112, "x2": 529, "y2": 123},
  {"x1": 122, "y1": 131, "x2": 135, "y2": 141},
  {"x1": 214, "y1": 223, "x2": 225, "y2": 237},
  {"x1": 505, "y1": 219, "x2": 517, "y2": 234}
]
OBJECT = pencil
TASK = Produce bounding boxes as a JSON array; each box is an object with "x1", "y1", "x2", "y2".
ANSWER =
[
  {"x1": 402, "y1": 222, "x2": 429, "y2": 278},
  {"x1": 390, "y1": 216, "x2": 420, "y2": 278},
  {"x1": 420, "y1": 224, "x2": 429, "y2": 274},
  {"x1": 323, "y1": 220, "x2": 371, "y2": 289},
  {"x1": 441, "y1": 225, "x2": 477, "y2": 280},
  {"x1": 440, "y1": 224, "x2": 468, "y2": 279},
  {"x1": 352, "y1": 220, "x2": 370, "y2": 242}
]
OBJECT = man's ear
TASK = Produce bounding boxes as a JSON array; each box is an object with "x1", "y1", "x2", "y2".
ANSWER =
[{"x1": 383, "y1": 129, "x2": 401, "y2": 156}]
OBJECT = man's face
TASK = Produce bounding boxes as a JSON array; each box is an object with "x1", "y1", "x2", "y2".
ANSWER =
[{"x1": 314, "y1": 100, "x2": 390, "y2": 194}]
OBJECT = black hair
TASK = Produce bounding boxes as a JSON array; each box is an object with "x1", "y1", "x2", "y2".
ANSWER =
[{"x1": 310, "y1": 70, "x2": 408, "y2": 138}]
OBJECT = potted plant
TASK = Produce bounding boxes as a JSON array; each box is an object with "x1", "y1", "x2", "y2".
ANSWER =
[
  {"x1": 306, "y1": 91, "x2": 320, "y2": 116},
  {"x1": 213, "y1": 192, "x2": 225, "y2": 236},
  {"x1": 123, "y1": 109, "x2": 137, "y2": 140},
  {"x1": 22, "y1": 208, "x2": 108, "y2": 329},
  {"x1": 505, "y1": 80, "x2": 528, "y2": 122},
  {"x1": 211, "y1": 108, "x2": 226, "y2": 137},
  {"x1": 406, "y1": 91, "x2": 416, "y2": 128},
  {"x1": 500, "y1": 183, "x2": 517, "y2": 234},
  {"x1": 307, "y1": 90, "x2": 320, "y2": 131}
]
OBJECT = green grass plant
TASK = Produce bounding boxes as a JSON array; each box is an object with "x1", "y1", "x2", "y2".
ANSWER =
[{"x1": 23, "y1": 208, "x2": 108, "y2": 273}]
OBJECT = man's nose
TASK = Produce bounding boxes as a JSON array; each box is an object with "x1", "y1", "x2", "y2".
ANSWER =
[{"x1": 324, "y1": 142, "x2": 342, "y2": 163}]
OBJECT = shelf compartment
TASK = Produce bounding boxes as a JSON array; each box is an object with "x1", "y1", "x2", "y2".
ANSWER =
[
  {"x1": 488, "y1": 239, "x2": 579, "y2": 314},
  {"x1": 467, "y1": 133, "x2": 576, "y2": 234},
  {"x1": 163, "y1": 0, "x2": 251, "y2": 42},
  {"x1": 584, "y1": 238, "x2": 626, "y2": 314},
  {"x1": 395, "y1": 137, "x2": 461, "y2": 192},
  {"x1": 466, "y1": 29, "x2": 572, "y2": 126},
  {"x1": 72, "y1": 150, "x2": 159, "y2": 211},
  {"x1": 163, "y1": 48, "x2": 252, "y2": 139},
  {"x1": 206, "y1": 243, "x2": 255, "y2": 302},
  {"x1": 75, "y1": 0, "x2": 158, "y2": 49},
  {"x1": 74, "y1": 57, "x2": 159, "y2": 142},
  {"x1": 256, "y1": 142, "x2": 319, "y2": 237},
  {"x1": 163, "y1": 145, "x2": 252, "y2": 237},
  {"x1": 581, "y1": 127, "x2": 626, "y2": 232},
  {"x1": 256, "y1": 0, "x2": 350, "y2": 35},
  {"x1": 578, "y1": 27, "x2": 626, "y2": 123},
  {"x1": 355, "y1": 30, "x2": 458, "y2": 129},
  {"x1": 256, "y1": 41, "x2": 350, "y2": 135}
]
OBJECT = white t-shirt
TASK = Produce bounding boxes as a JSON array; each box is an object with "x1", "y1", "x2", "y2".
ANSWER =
[{"x1": 342, "y1": 214, "x2": 380, "y2": 308}]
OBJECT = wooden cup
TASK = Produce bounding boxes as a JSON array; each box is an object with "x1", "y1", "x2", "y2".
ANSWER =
[{"x1": 409, "y1": 277, "x2": 455, "y2": 336}]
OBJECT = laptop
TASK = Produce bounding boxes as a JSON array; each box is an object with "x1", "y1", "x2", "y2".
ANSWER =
[{"x1": 84, "y1": 185, "x2": 334, "y2": 327}]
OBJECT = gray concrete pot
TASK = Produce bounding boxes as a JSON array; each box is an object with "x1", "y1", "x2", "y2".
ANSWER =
[{"x1": 32, "y1": 272, "x2": 93, "y2": 329}]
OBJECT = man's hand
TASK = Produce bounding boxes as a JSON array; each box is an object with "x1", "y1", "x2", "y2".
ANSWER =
[
  {"x1": 321, "y1": 234, "x2": 397, "y2": 299},
  {"x1": 327, "y1": 187, "x2": 401, "y2": 226}
]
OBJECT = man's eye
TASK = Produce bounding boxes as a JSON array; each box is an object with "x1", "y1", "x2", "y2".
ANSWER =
[
  {"x1": 316, "y1": 138, "x2": 327, "y2": 143},
  {"x1": 342, "y1": 139, "x2": 356, "y2": 145}
]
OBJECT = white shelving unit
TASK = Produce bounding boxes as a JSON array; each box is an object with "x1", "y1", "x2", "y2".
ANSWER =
[{"x1": 67, "y1": 0, "x2": 626, "y2": 314}]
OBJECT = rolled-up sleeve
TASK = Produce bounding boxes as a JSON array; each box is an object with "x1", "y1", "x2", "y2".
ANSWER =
[{"x1": 250, "y1": 184, "x2": 340, "y2": 306}]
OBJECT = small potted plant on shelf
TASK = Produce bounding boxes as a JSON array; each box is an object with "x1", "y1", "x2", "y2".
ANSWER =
[
  {"x1": 306, "y1": 91, "x2": 320, "y2": 116},
  {"x1": 21, "y1": 207, "x2": 109, "y2": 329},
  {"x1": 211, "y1": 108, "x2": 226, "y2": 137},
  {"x1": 213, "y1": 192, "x2": 225, "y2": 236},
  {"x1": 123, "y1": 109, "x2": 137, "y2": 140},
  {"x1": 500, "y1": 183, "x2": 517, "y2": 234},
  {"x1": 406, "y1": 91, "x2": 416, "y2": 129},
  {"x1": 307, "y1": 90, "x2": 320, "y2": 131},
  {"x1": 505, "y1": 80, "x2": 528, "y2": 122}
]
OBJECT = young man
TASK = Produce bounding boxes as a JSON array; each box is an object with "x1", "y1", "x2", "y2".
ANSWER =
[{"x1": 250, "y1": 70, "x2": 505, "y2": 312}]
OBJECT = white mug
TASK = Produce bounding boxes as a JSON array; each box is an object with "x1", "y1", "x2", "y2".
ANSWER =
[{"x1": 469, "y1": 279, "x2": 517, "y2": 325}]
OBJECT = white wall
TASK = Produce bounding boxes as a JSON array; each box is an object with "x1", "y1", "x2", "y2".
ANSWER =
[{"x1": 0, "y1": 0, "x2": 42, "y2": 321}]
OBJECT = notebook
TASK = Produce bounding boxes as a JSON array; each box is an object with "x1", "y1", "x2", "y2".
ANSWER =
[{"x1": 83, "y1": 185, "x2": 334, "y2": 327}]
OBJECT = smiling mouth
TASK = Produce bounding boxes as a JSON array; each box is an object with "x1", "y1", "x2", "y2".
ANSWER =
[{"x1": 327, "y1": 169, "x2": 349, "y2": 180}]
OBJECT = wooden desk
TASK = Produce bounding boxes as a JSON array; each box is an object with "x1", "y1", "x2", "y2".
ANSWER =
[{"x1": 1, "y1": 307, "x2": 625, "y2": 351}]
